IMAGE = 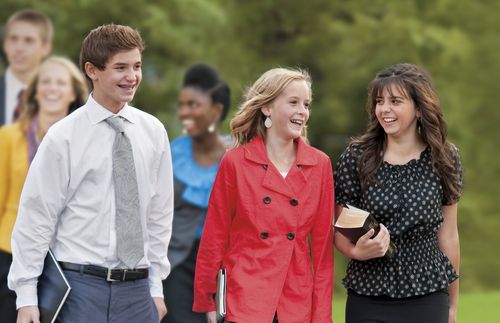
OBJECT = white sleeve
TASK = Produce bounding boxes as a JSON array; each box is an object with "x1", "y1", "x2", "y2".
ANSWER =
[
  {"x1": 146, "y1": 125, "x2": 174, "y2": 298},
  {"x1": 8, "y1": 133, "x2": 69, "y2": 308}
]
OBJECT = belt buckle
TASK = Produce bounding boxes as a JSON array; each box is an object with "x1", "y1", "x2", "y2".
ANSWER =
[{"x1": 106, "y1": 268, "x2": 119, "y2": 282}]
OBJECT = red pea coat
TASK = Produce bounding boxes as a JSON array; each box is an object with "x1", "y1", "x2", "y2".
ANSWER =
[{"x1": 193, "y1": 136, "x2": 334, "y2": 323}]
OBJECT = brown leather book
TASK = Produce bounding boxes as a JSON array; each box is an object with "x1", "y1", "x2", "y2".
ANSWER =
[{"x1": 334, "y1": 205, "x2": 396, "y2": 258}]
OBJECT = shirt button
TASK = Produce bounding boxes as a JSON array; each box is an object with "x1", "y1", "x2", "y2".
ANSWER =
[
  {"x1": 260, "y1": 232, "x2": 269, "y2": 239},
  {"x1": 287, "y1": 232, "x2": 295, "y2": 240},
  {"x1": 263, "y1": 196, "x2": 271, "y2": 204},
  {"x1": 290, "y1": 199, "x2": 298, "y2": 206}
]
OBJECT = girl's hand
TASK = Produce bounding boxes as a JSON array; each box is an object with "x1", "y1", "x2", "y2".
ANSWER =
[
  {"x1": 352, "y1": 224, "x2": 391, "y2": 260},
  {"x1": 206, "y1": 311, "x2": 217, "y2": 323}
]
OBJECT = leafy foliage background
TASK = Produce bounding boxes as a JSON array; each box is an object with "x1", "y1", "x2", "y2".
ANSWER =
[{"x1": 1, "y1": 0, "x2": 498, "y2": 292}]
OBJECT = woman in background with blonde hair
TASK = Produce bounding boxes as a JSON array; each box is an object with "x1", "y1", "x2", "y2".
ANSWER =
[
  {"x1": 0, "y1": 56, "x2": 88, "y2": 320},
  {"x1": 193, "y1": 67, "x2": 334, "y2": 323}
]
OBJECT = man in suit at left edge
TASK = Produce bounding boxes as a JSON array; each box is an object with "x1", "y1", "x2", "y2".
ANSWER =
[
  {"x1": 0, "y1": 9, "x2": 52, "y2": 323},
  {"x1": 0, "y1": 9, "x2": 52, "y2": 126}
]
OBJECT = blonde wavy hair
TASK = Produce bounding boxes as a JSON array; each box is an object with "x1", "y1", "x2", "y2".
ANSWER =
[
  {"x1": 230, "y1": 67, "x2": 311, "y2": 146},
  {"x1": 19, "y1": 56, "x2": 89, "y2": 132}
]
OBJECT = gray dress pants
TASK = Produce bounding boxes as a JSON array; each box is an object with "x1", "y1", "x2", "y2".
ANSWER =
[{"x1": 56, "y1": 270, "x2": 158, "y2": 323}]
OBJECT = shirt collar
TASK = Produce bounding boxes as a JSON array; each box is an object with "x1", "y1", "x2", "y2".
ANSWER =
[
  {"x1": 85, "y1": 93, "x2": 137, "y2": 125},
  {"x1": 243, "y1": 135, "x2": 318, "y2": 166},
  {"x1": 5, "y1": 67, "x2": 26, "y2": 91}
]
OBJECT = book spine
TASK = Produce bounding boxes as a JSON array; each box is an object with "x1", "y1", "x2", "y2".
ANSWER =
[{"x1": 363, "y1": 216, "x2": 380, "y2": 237}]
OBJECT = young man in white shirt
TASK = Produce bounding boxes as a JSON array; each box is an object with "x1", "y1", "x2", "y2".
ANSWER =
[
  {"x1": 0, "y1": 9, "x2": 52, "y2": 126},
  {"x1": 9, "y1": 24, "x2": 173, "y2": 323}
]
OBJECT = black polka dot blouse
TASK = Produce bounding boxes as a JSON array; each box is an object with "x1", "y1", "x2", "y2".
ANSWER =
[{"x1": 334, "y1": 144, "x2": 463, "y2": 298}]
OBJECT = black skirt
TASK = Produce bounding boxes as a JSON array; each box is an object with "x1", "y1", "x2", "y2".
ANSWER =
[
  {"x1": 162, "y1": 240, "x2": 206, "y2": 323},
  {"x1": 346, "y1": 289, "x2": 449, "y2": 323}
]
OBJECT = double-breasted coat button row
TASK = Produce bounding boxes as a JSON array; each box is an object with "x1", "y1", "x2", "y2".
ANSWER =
[
  {"x1": 259, "y1": 232, "x2": 296, "y2": 240},
  {"x1": 262, "y1": 196, "x2": 299, "y2": 206}
]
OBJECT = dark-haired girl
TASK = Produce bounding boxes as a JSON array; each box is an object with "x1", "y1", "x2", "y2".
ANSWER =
[
  {"x1": 162, "y1": 63, "x2": 231, "y2": 323},
  {"x1": 334, "y1": 63, "x2": 463, "y2": 323}
]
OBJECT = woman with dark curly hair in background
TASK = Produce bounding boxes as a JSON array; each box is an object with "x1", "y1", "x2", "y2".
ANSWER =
[{"x1": 162, "y1": 63, "x2": 231, "y2": 323}]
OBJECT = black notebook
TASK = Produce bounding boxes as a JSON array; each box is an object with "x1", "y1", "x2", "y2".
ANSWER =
[
  {"x1": 37, "y1": 249, "x2": 71, "y2": 323},
  {"x1": 334, "y1": 204, "x2": 396, "y2": 258}
]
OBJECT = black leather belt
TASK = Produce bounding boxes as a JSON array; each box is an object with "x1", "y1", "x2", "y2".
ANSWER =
[{"x1": 59, "y1": 262, "x2": 148, "y2": 282}]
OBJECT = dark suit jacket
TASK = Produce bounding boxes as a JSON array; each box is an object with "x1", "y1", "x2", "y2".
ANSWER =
[
  {"x1": 0, "y1": 74, "x2": 6, "y2": 126},
  {"x1": 167, "y1": 178, "x2": 205, "y2": 270}
]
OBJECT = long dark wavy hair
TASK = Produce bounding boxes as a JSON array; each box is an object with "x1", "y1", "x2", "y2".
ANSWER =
[{"x1": 351, "y1": 63, "x2": 461, "y2": 202}]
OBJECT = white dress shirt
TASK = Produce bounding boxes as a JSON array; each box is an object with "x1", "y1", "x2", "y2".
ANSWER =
[
  {"x1": 5, "y1": 68, "x2": 26, "y2": 124},
  {"x1": 8, "y1": 95, "x2": 174, "y2": 308}
]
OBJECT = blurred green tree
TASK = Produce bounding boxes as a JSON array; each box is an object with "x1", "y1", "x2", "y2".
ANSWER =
[{"x1": 1, "y1": 0, "x2": 498, "y2": 291}]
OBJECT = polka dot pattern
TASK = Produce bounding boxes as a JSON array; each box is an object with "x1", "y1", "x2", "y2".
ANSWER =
[{"x1": 334, "y1": 145, "x2": 463, "y2": 298}]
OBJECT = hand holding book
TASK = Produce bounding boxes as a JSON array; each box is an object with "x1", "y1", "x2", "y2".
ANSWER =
[{"x1": 334, "y1": 205, "x2": 396, "y2": 259}]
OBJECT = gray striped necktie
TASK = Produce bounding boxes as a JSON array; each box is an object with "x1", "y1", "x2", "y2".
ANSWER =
[{"x1": 105, "y1": 116, "x2": 144, "y2": 268}]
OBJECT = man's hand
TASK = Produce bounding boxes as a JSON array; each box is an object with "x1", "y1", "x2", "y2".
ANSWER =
[
  {"x1": 153, "y1": 297, "x2": 167, "y2": 322},
  {"x1": 16, "y1": 306, "x2": 40, "y2": 323},
  {"x1": 206, "y1": 311, "x2": 217, "y2": 323}
]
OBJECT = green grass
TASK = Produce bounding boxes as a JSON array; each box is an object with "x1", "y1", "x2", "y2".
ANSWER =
[{"x1": 332, "y1": 291, "x2": 500, "y2": 322}]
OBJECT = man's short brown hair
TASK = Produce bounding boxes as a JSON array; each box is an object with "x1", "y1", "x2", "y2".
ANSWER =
[
  {"x1": 79, "y1": 24, "x2": 144, "y2": 80},
  {"x1": 5, "y1": 9, "x2": 53, "y2": 43}
]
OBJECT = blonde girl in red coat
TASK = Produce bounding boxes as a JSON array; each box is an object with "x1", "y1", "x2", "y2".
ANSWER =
[{"x1": 193, "y1": 67, "x2": 335, "y2": 323}]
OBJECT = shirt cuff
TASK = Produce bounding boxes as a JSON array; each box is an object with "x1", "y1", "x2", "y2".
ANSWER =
[
  {"x1": 15, "y1": 283, "x2": 38, "y2": 309},
  {"x1": 148, "y1": 274, "x2": 163, "y2": 298}
]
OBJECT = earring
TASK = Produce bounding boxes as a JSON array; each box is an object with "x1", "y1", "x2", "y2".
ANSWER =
[
  {"x1": 264, "y1": 116, "x2": 272, "y2": 128},
  {"x1": 208, "y1": 122, "x2": 216, "y2": 133}
]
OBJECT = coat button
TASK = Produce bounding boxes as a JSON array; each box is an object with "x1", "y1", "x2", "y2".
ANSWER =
[
  {"x1": 263, "y1": 196, "x2": 271, "y2": 204},
  {"x1": 260, "y1": 232, "x2": 269, "y2": 239},
  {"x1": 287, "y1": 232, "x2": 295, "y2": 240},
  {"x1": 290, "y1": 198, "x2": 298, "y2": 206}
]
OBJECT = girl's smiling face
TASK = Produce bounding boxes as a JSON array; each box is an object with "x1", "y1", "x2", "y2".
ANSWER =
[
  {"x1": 262, "y1": 79, "x2": 311, "y2": 141},
  {"x1": 375, "y1": 84, "x2": 419, "y2": 140}
]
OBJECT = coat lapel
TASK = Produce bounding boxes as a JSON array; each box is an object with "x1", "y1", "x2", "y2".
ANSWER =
[
  {"x1": 285, "y1": 137, "x2": 318, "y2": 195},
  {"x1": 0, "y1": 74, "x2": 6, "y2": 125},
  {"x1": 243, "y1": 136, "x2": 318, "y2": 198}
]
